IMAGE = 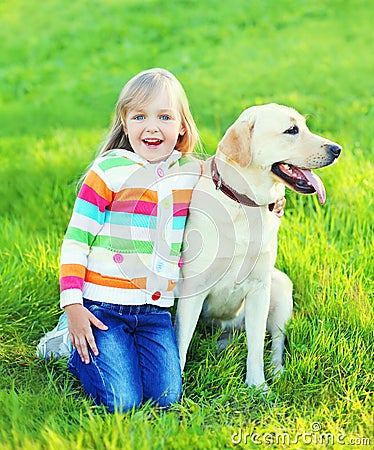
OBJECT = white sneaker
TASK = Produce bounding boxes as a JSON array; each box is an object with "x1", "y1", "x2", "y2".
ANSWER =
[{"x1": 36, "y1": 312, "x2": 72, "y2": 360}]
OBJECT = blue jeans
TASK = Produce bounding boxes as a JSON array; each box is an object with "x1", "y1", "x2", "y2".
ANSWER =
[{"x1": 68, "y1": 300, "x2": 182, "y2": 413}]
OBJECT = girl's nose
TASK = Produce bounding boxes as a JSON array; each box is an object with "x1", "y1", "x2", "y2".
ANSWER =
[{"x1": 145, "y1": 119, "x2": 159, "y2": 132}]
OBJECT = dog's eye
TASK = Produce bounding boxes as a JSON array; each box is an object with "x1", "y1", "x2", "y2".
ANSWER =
[{"x1": 284, "y1": 125, "x2": 299, "y2": 135}]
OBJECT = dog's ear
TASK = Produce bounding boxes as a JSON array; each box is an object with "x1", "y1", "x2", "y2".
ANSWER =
[{"x1": 217, "y1": 119, "x2": 254, "y2": 167}]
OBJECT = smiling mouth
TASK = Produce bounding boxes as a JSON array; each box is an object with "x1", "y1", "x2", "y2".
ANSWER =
[
  {"x1": 271, "y1": 162, "x2": 326, "y2": 204},
  {"x1": 143, "y1": 138, "x2": 163, "y2": 147}
]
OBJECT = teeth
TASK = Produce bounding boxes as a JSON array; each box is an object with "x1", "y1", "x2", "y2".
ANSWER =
[
  {"x1": 144, "y1": 138, "x2": 161, "y2": 143},
  {"x1": 281, "y1": 163, "x2": 303, "y2": 179},
  {"x1": 281, "y1": 164, "x2": 293, "y2": 175}
]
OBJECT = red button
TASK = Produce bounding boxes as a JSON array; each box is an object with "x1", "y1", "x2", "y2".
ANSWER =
[
  {"x1": 151, "y1": 291, "x2": 161, "y2": 301},
  {"x1": 178, "y1": 257, "x2": 184, "y2": 268}
]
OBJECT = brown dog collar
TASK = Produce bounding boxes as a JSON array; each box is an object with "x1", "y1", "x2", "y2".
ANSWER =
[{"x1": 210, "y1": 157, "x2": 275, "y2": 211}]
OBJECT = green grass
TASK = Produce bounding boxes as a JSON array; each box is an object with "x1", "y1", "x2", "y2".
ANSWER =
[{"x1": 1, "y1": 0, "x2": 373, "y2": 448}]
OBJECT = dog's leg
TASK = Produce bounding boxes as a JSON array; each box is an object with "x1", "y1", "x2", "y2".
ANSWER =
[
  {"x1": 267, "y1": 268, "x2": 293, "y2": 378},
  {"x1": 174, "y1": 293, "x2": 206, "y2": 371},
  {"x1": 244, "y1": 271, "x2": 271, "y2": 389}
]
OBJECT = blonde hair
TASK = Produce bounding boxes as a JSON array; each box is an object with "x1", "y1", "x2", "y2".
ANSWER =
[{"x1": 99, "y1": 68, "x2": 200, "y2": 156}]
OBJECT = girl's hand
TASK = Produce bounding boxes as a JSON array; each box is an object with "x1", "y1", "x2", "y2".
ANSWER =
[
  {"x1": 64, "y1": 304, "x2": 108, "y2": 364},
  {"x1": 273, "y1": 196, "x2": 286, "y2": 218}
]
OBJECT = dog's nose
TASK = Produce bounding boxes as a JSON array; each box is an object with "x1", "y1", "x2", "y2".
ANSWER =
[{"x1": 327, "y1": 144, "x2": 342, "y2": 158}]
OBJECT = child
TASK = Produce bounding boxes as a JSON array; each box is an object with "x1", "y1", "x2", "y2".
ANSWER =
[{"x1": 41, "y1": 68, "x2": 202, "y2": 413}]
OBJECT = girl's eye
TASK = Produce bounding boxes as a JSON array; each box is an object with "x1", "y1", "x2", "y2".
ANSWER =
[
  {"x1": 134, "y1": 115, "x2": 145, "y2": 121},
  {"x1": 160, "y1": 114, "x2": 171, "y2": 121}
]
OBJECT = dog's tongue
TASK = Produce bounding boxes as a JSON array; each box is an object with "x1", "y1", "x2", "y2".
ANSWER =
[{"x1": 300, "y1": 169, "x2": 326, "y2": 204}]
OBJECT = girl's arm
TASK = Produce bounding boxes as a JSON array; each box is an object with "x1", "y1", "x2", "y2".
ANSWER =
[
  {"x1": 60, "y1": 166, "x2": 113, "y2": 307},
  {"x1": 60, "y1": 164, "x2": 113, "y2": 362}
]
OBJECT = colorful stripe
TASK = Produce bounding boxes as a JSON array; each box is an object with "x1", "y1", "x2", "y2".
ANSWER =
[
  {"x1": 73, "y1": 198, "x2": 106, "y2": 224},
  {"x1": 173, "y1": 203, "x2": 189, "y2": 217},
  {"x1": 172, "y1": 189, "x2": 193, "y2": 203},
  {"x1": 78, "y1": 184, "x2": 111, "y2": 213},
  {"x1": 65, "y1": 227, "x2": 151, "y2": 254},
  {"x1": 60, "y1": 275, "x2": 84, "y2": 291},
  {"x1": 65, "y1": 227, "x2": 154, "y2": 254},
  {"x1": 170, "y1": 242, "x2": 182, "y2": 256},
  {"x1": 115, "y1": 188, "x2": 158, "y2": 203},
  {"x1": 65, "y1": 226, "x2": 96, "y2": 247},
  {"x1": 172, "y1": 216, "x2": 187, "y2": 230},
  {"x1": 110, "y1": 200, "x2": 158, "y2": 216},
  {"x1": 60, "y1": 264, "x2": 86, "y2": 278},
  {"x1": 84, "y1": 170, "x2": 113, "y2": 203},
  {"x1": 86, "y1": 270, "x2": 147, "y2": 289},
  {"x1": 108, "y1": 237, "x2": 154, "y2": 254},
  {"x1": 98, "y1": 156, "x2": 138, "y2": 171},
  {"x1": 172, "y1": 190, "x2": 192, "y2": 217},
  {"x1": 107, "y1": 211, "x2": 157, "y2": 228},
  {"x1": 61, "y1": 271, "x2": 177, "y2": 292}
]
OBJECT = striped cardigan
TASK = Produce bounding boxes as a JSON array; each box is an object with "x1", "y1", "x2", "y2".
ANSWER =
[{"x1": 60, "y1": 149, "x2": 201, "y2": 308}]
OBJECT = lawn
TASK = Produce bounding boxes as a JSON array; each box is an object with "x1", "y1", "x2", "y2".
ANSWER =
[{"x1": 0, "y1": 0, "x2": 373, "y2": 448}]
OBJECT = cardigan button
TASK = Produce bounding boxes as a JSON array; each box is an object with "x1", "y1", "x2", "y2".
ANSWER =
[
  {"x1": 156, "y1": 261, "x2": 164, "y2": 272},
  {"x1": 113, "y1": 253, "x2": 124, "y2": 263},
  {"x1": 151, "y1": 291, "x2": 161, "y2": 301},
  {"x1": 162, "y1": 198, "x2": 171, "y2": 208},
  {"x1": 157, "y1": 168, "x2": 164, "y2": 177}
]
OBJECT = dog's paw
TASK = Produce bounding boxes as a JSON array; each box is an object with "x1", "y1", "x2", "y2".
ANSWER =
[
  {"x1": 248, "y1": 382, "x2": 270, "y2": 397},
  {"x1": 245, "y1": 376, "x2": 269, "y2": 394},
  {"x1": 271, "y1": 364, "x2": 284, "y2": 381}
]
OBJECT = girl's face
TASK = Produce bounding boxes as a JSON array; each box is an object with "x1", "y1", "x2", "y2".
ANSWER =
[{"x1": 124, "y1": 89, "x2": 185, "y2": 163}]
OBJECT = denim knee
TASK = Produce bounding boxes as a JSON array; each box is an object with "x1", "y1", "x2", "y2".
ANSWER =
[
  {"x1": 68, "y1": 349, "x2": 142, "y2": 414},
  {"x1": 155, "y1": 384, "x2": 182, "y2": 408},
  {"x1": 104, "y1": 391, "x2": 142, "y2": 414}
]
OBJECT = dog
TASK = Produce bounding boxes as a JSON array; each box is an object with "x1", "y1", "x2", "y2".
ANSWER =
[{"x1": 174, "y1": 103, "x2": 341, "y2": 390}]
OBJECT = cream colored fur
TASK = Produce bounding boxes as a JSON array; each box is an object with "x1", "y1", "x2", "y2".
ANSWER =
[{"x1": 175, "y1": 103, "x2": 341, "y2": 390}]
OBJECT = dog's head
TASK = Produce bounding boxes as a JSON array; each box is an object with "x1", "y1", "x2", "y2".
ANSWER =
[{"x1": 217, "y1": 103, "x2": 342, "y2": 204}]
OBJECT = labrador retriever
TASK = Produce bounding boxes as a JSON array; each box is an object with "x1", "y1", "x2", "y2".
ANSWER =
[{"x1": 175, "y1": 103, "x2": 341, "y2": 390}]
